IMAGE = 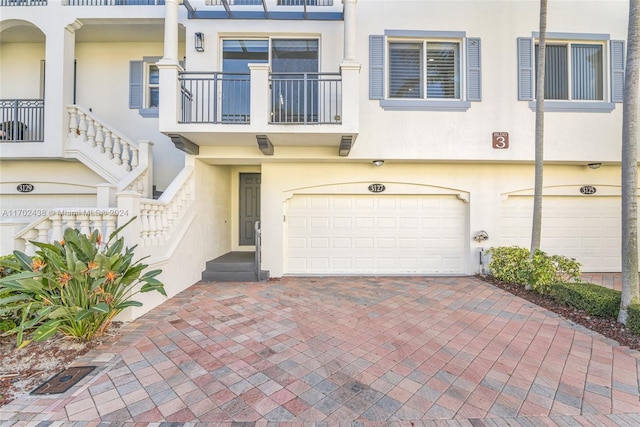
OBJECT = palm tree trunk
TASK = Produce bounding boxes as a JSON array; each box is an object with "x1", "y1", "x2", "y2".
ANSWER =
[
  {"x1": 529, "y1": 0, "x2": 548, "y2": 290},
  {"x1": 620, "y1": 0, "x2": 640, "y2": 324}
]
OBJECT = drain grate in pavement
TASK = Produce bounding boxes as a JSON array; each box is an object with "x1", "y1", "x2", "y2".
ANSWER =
[{"x1": 31, "y1": 366, "x2": 96, "y2": 395}]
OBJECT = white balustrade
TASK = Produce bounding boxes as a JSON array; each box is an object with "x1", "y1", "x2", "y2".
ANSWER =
[
  {"x1": 104, "y1": 130, "x2": 114, "y2": 158},
  {"x1": 16, "y1": 210, "x2": 127, "y2": 255},
  {"x1": 87, "y1": 118, "x2": 96, "y2": 147},
  {"x1": 68, "y1": 107, "x2": 78, "y2": 138},
  {"x1": 135, "y1": 169, "x2": 194, "y2": 247},
  {"x1": 67, "y1": 105, "x2": 140, "y2": 173},
  {"x1": 78, "y1": 112, "x2": 87, "y2": 142}
]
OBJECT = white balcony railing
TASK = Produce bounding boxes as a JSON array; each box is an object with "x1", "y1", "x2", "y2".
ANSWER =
[{"x1": 179, "y1": 71, "x2": 342, "y2": 125}]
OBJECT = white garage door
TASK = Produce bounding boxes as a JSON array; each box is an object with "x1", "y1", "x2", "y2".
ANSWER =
[
  {"x1": 286, "y1": 194, "x2": 467, "y2": 275},
  {"x1": 500, "y1": 196, "x2": 621, "y2": 272}
]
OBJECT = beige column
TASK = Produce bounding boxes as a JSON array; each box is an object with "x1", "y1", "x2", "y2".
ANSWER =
[
  {"x1": 342, "y1": 0, "x2": 358, "y2": 62},
  {"x1": 161, "y1": 0, "x2": 181, "y2": 65}
]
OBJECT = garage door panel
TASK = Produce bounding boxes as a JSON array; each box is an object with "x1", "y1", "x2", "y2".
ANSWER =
[
  {"x1": 500, "y1": 196, "x2": 631, "y2": 272},
  {"x1": 286, "y1": 194, "x2": 466, "y2": 274},
  {"x1": 356, "y1": 218, "x2": 375, "y2": 228}
]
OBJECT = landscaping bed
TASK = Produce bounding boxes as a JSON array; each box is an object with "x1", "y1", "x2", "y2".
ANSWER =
[{"x1": 480, "y1": 274, "x2": 640, "y2": 351}]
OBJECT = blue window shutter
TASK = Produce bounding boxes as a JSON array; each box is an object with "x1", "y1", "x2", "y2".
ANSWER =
[
  {"x1": 466, "y1": 38, "x2": 481, "y2": 101},
  {"x1": 369, "y1": 35, "x2": 385, "y2": 100},
  {"x1": 517, "y1": 37, "x2": 534, "y2": 101},
  {"x1": 611, "y1": 40, "x2": 625, "y2": 103},
  {"x1": 129, "y1": 60, "x2": 143, "y2": 109}
]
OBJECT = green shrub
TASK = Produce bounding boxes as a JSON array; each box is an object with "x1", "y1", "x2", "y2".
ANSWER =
[
  {"x1": 551, "y1": 282, "x2": 621, "y2": 319},
  {"x1": 487, "y1": 246, "x2": 531, "y2": 284},
  {"x1": 627, "y1": 303, "x2": 640, "y2": 335},
  {"x1": 488, "y1": 246, "x2": 581, "y2": 294},
  {"x1": 0, "y1": 219, "x2": 166, "y2": 347}
]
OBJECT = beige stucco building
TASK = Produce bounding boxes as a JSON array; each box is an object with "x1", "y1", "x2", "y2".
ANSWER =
[{"x1": 0, "y1": 0, "x2": 635, "y2": 319}]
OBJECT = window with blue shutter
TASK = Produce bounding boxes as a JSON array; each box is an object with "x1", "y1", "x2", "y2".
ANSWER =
[
  {"x1": 130, "y1": 56, "x2": 162, "y2": 117},
  {"x1": 519, "y1": 33, "x2": 617, "y2": 112},
  {"x1": 370, "y1": 31, "x2": 479, "y2": 111}
]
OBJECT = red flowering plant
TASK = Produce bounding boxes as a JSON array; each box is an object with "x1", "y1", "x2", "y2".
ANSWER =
[{"x1": 0, "y1": 218, "x2": 165, "y2": 347}]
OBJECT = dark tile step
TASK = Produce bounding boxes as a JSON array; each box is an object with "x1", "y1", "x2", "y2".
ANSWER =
[{"x1": 202, "y1": 271, "x2": 259, "y2": 282}]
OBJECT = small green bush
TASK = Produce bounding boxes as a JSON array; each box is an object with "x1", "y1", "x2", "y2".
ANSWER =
[
  {"x1": 551, "y1": 282, "x2": 621, "y2": 319},
  {"x1": 487, "y1": 246, "x2": 531, "y2": 284},
  {"x1": 627, "y1": 303, "x2": 640, "y2": 335},
  {"x1": 488, "y1": 246, "x2": 581, "y2": 294}
]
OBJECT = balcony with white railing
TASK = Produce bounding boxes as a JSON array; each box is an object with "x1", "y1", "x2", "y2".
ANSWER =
[{"x1": 163, "y1": 62, "x2": 359, "y2": 154}]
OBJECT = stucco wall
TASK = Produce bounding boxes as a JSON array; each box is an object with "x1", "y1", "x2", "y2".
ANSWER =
[{"x1": 74, "y1": 41, "x2": 184, "y2": 192}]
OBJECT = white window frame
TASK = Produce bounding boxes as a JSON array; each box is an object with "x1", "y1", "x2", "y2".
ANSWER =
[
  {"x1": 518, "y1": 32, "x2": 622, "y2": 113},
  {"x1": 370, "y1": 30, "x2": 480, "y2": 112},
  {"x1": 387, "y1": 38, "x2": 462, "y2": 101},
  {"x1": 535, "y1": 40, "x2": 606, "y2": 102},
  {"x1": 146, "y1": 62, "x2": 160, "y2": 109}
]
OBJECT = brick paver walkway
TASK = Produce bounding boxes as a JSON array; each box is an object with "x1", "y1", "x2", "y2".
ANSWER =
[{"x1": 2, "y1": 276, "x2": 639, "y2": 425}]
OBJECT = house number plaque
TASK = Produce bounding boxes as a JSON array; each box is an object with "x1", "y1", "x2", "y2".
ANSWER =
[
  {"x1": 16, "y1": 184, "x2": 34, "y2": 193},
  {"x1": 368, "y1": 184, "x2": 386, "y2": 193},
  {"x1": 580, "y1": 185, "x2": 597, "y2": 195},
  {"x1": 492, "y1": 132, "x2": 509, "y2": 149}
]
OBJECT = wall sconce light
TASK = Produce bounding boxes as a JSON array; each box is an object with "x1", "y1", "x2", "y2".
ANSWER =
[
  {"x1": 195, "y1": 32, "x2": 205, "y2": 52},
  {"x1": 473, "y1": 230, "x2": 489, "y2": 242},
  {"x1": 587, "y1": 162, "x2": 602, "y2": 169},
  {"x1": 372, "y1": 160, "x2": 384, "y2": 167}
]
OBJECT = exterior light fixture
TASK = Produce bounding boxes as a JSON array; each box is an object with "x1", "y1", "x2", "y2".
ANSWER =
[
  {"x1": 372, "y1": 160, "x2": 384, "y2": 167},
  {"x1": 587, "y1": 162, "x2": 602, "y2": 169},
  {"x1": 195, "y1": 32, "x2": 205, "y2": 52}
]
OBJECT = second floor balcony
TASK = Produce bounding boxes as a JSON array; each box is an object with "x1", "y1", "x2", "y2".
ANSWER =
[{"x1": 162, "y1": 62, "x2": 360, "y2": 156}]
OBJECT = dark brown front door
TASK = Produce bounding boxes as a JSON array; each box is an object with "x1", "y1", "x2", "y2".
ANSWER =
[{"x1": 239, "y1": 173, "x2": 261, "y2": 246}]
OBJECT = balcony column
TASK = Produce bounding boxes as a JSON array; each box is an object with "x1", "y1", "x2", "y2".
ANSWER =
[
  {"x1": 43, "y1": 20, "x2": 81, "y2": 156},
  {"x1": 249, "y1": 63, "x2": 272, "y2": 127},
  {"x1": 342, "y1": 0, "x2": 358, "y2": 62},
  {"x1": 162, "y1": 0, "x2": 180, "y2": 64},
  {"x1": 158, "y1": 0, "x2": 182, "y2": 130}
]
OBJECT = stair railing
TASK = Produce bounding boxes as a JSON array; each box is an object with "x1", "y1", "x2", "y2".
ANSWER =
[
  {"x1": 137, "y1": 166, "x2": 194, "y2": 247},
  {"x1": 14, "y1": 209, "x2": 119, "y2": 255},
  {"x1": 13, "y1": 167, "x2": 193, "y2": 254},
  {"x1": 67, "y1": 105, "x2": 140, "y2": 172},
  {"x1": 254, "y1": 220, "x2": 261, "y2": 280}
]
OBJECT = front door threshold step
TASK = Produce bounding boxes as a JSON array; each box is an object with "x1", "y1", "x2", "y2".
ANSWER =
[{"x1": 202, "y1": 251, "x2": 269, "y2": 282}]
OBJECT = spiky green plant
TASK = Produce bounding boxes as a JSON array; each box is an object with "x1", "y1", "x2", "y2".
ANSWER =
[{"x1": 0, "y1": 218, "x2": 165, "y2": 347}]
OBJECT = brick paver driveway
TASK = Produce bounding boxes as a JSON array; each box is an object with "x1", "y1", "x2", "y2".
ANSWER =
[{"x1": 2, "y1": 276, "x2": 639, "y2": 425}]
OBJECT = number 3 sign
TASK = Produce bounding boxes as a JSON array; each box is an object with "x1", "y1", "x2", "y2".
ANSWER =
[{"x1": 492, "y1": 132, "x2": 509, "y2": 149}]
